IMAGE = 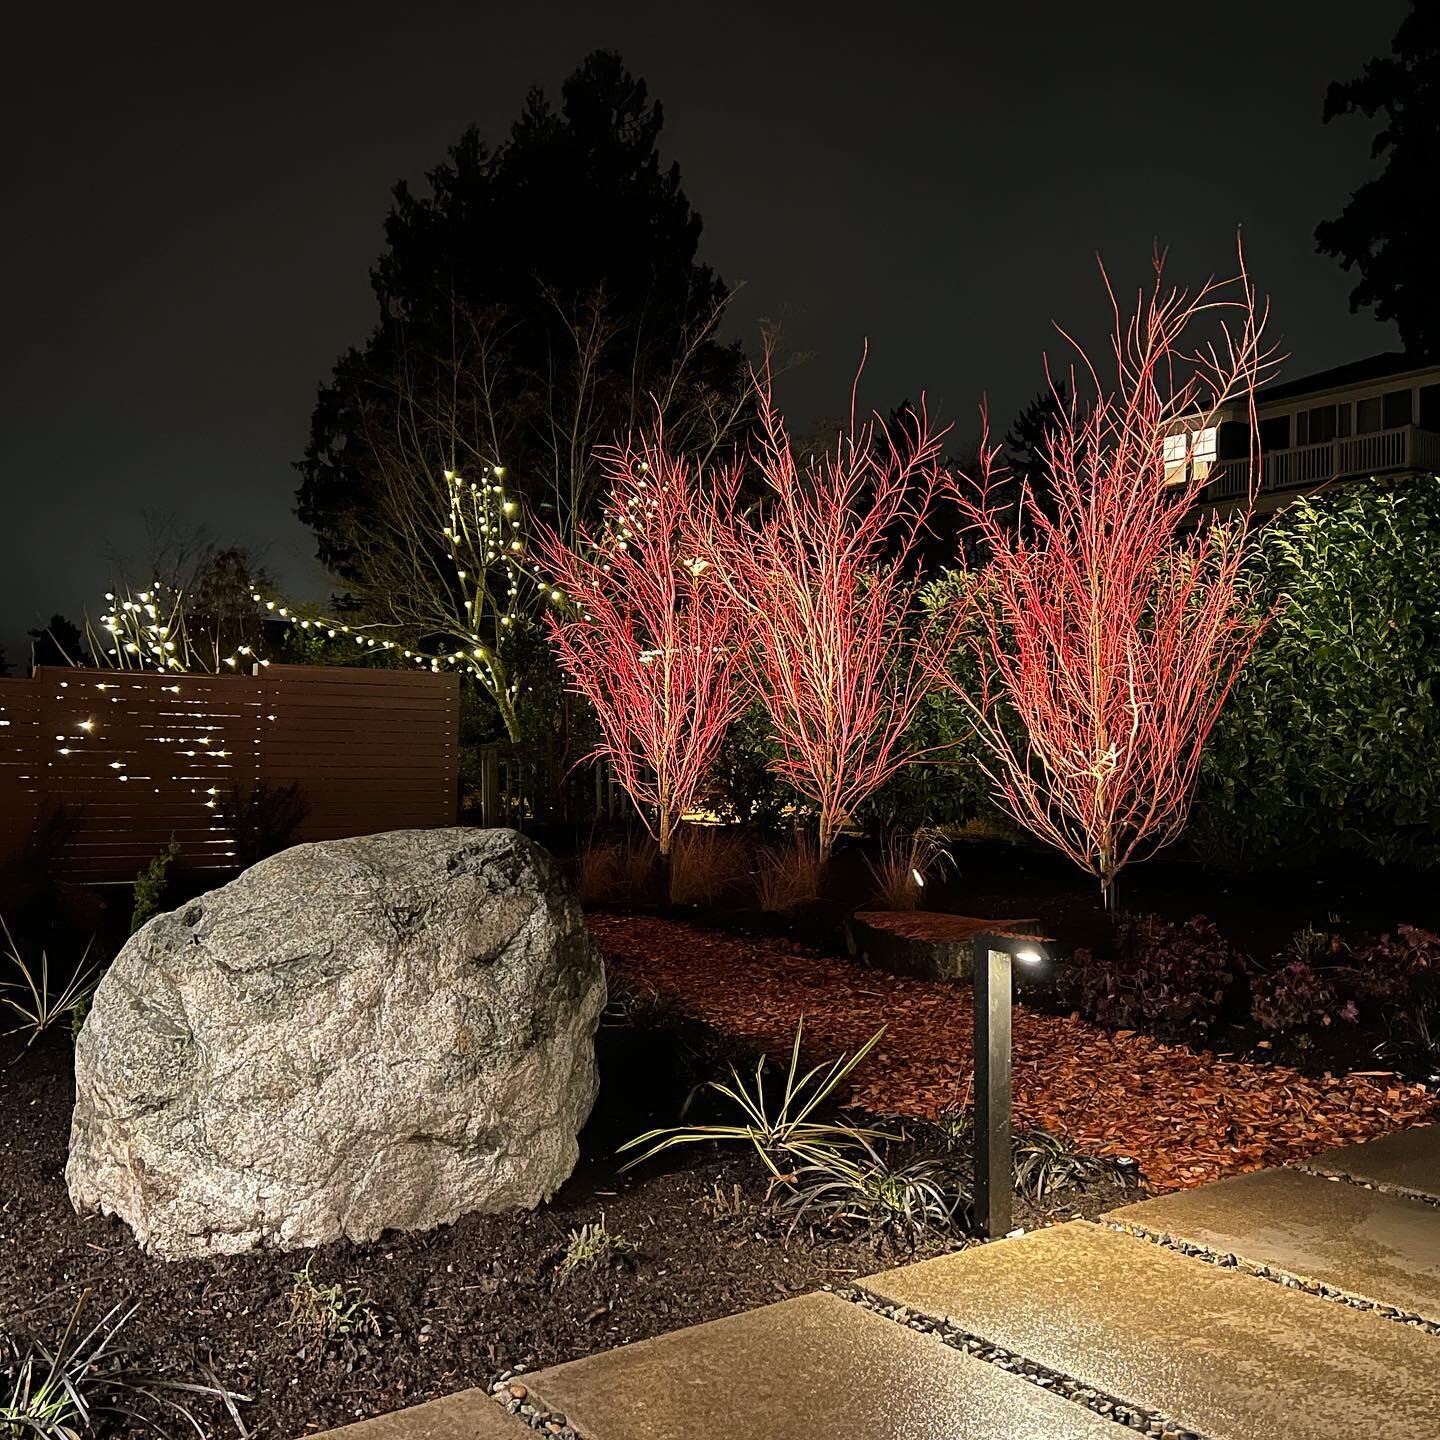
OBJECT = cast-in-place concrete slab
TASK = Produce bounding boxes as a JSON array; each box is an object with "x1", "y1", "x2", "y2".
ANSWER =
[
  {"x1": 1105, "y1": 1166, "x2": 1440, "y2": 1323},
  {"x1": 863, "y1": 1221, "x2": 1440, "y2": 1440},
  {"x1": 1299, "y1": 1123, "x2": 1440, "y2": 1203},
  {"x1": 525, "y1": 1290, "x2": 1131, "y2": 1439},
  {"x1": 303, "y1": 1388, "x2": 532, "y2": 1439}
]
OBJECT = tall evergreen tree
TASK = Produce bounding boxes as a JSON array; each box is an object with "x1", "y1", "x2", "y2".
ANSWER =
[
  {"x1": 28, "y1": 614, "x2": 86, "y2": 669},
  {"x1": 296, "y1": 52, "x2": 750, "y2": 740},
  {"x1": 1316, "y1": 2, "x2": 1440, "y2": 357}
]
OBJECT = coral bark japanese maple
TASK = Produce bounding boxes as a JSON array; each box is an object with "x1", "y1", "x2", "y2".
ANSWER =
[
  {"x1": 534, "y1": 432, "x2": 748, "y2": 859},
  {"x1": 942, "y1": 258, "x2": 1277, "y2": 907},
  {"x1": 713, "y1": 383, "x2": 956, "y2": 864}
]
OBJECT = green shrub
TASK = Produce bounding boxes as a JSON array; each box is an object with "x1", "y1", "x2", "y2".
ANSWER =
[
  {"x1": 130, "y1": 839, "x2": 181, "y2": 935},
  {"x1": 1194, "y1": 478, "x2": 1440, "y2": 868}
]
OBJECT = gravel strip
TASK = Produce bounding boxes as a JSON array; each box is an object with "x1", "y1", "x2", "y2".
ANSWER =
[
  {"x1": 834, "y1": 1283, "x2": 1209, "y2": 1439},
  {"x1": 1294, "y1": 1166, "x2": 1440, "y2": 1211},
  {"x1": 489, "y1": 1374, "x2": 582, "y2": 1438},
  {"x1": 1103, "y1": 1220, "x2": 1440, "y2": 1335}
]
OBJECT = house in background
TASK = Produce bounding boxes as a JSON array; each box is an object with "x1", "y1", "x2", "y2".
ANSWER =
[{"x1": 1170, "y1": 353, "x2": 1440, "y2": 517}]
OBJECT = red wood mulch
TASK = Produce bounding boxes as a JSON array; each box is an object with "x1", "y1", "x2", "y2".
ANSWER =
[{"x1": 587, "y1": 912, "x2": 1439, "y2": 1193}]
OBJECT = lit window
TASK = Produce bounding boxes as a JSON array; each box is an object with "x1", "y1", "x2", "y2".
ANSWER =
[
  {"x1": 1192, "y1": 426, "x2": 1217, "y2": 481},
  {"x1": 1163, "y1": 432, "x2": 1189, "y2": 485}
]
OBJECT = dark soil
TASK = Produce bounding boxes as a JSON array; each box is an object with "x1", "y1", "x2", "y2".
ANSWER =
[{"x1": 0, "y1": 1005, "x2": 1132, "y2": 1439}]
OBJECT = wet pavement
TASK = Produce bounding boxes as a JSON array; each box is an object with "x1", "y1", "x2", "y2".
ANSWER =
[
  {"x1": 308, "y1": 1123, "x2": 1440, "y2": 1439},
  {"x1": 1106, "y1": 1164, "x2": 1440, "y2": 1322},
  {"x1": 1299, "y1": 1121, "x2": 1440, "y2": 1202}
]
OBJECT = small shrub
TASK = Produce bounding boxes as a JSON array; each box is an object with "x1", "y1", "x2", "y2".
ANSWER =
[
  {"x1": 787, "y1": 1154, "x2": 959, "y2": 1240},
  {"x1": 863, "y1": 828, "x2": 954, "y2": 911},
  {"x1": 1251, "y1": 960, "x2": 1350, "y2": 1031},
  {"x1": 130, "y1": 839, "x2": 181, "y2": 935},
  {"x1": 1, "y1": 1290, "x2": 246, "y2": 1437},
  {"x1": 620, "y1": 1019, "x2": 890, "y2": 1177},
  {"x1": 1062, "y1": 913, "x2": 1241, "y2": 1036},
  {"x1": 558, "y1": 1218, "x2": 637, "y2": 1282},
  {"x1": 1345, "y1": 925, "x2": 1440, "y2": 1003},
  {"x1": 754, "y1": 831, "x2": 823, "y2": 913},
  {"x1": 284, "y1": 1258, "x2": 380, "y2": 1350},
  {"x1": 669, "y1": 825, "x2": 751, "y2": 907},
  {"x1": 0, "y1": 921, "x2": 100, "y2": 1047}
]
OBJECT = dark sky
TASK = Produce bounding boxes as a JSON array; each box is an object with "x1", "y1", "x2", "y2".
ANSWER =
[{"x1": 0, "y1": 0, "x2": 1407, "y2": 665}]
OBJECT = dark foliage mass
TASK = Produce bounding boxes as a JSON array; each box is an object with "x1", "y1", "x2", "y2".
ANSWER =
[
  {"x1": 1063, "y1": 913, "x2": 1241, "y2": 1039},
  {"x1": 1194, "y1": 477, "x2": 1440, "y2": 870},
  {"x1": 298, "y1": 50, "x2": 747, "y2": 582},
  {"x1": 1316, "y1": 0, "x2": 1440, "y2": 355}
]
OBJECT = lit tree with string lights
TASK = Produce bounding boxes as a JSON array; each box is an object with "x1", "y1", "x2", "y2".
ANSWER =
[
  {"x1": 254, "y1": 462, "x2": 551, "y2": 739},
  {"x1": 710, "y1": 377, "x2": 957, "y2": 866},
  {"x1": 937, "y1": 253, "x2": 1278, "y2": 909},
  {"x1": 533, "y1": 431, "x2": 750, "y2": 868}
]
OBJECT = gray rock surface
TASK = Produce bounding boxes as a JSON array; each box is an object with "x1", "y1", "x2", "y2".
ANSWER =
[{"x1": 67, "y1": 827, "x2": 605, "y2": 1259}]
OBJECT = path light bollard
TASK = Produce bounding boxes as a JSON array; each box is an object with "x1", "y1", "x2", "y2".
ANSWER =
[{"x1": 971, "y1": 931, "x2": 1050, "y2": 1239}]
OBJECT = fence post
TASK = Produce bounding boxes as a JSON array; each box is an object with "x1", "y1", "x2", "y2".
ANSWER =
[{"x1": 480, "y1": 746, "x2": 499, "y2": 827}]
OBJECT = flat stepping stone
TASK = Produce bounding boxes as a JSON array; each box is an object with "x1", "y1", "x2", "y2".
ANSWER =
[
  {"x1": 1105, "y1": 1166, "x2": 1440, "y2": 1323},
  {"x1": 846, "y1": 911, "x2": 1041, "y2": 982},
  {"x1": 304, "y1": 1387, "x2": 532, "y2": 1438},
  {"x1": 862, "y1": 1221, "x2": 1440, "y2": 1440},
  {"x1": 525, "y1": 1290, "x2": 1129, "y2": 1439},
  {"x1": 1299, "y1": 1122, "x2": 1440, "y2": 1203}
]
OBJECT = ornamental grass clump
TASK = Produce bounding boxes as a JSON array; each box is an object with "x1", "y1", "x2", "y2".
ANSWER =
[
  {"x1": 0, "y1": 921, "x2": 101, "y2": 1048},
  {"x1": 786, "y1": 1154, "x2": 959, "y2": 1241},
  {"x1": 1, "y1": 1291, "x2": 246, "y2": 1438},
  {"x1": 619, "y1": 1019, "x2": 890, "y2": 1177},
  {"x1": 863, "y1": 828, "x2": 954, "y2": 911}
]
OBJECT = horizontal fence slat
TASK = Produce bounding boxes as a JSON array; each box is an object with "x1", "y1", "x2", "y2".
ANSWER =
[{"x1": 2, "y1": 666, "x2": 459, "y2": 881}]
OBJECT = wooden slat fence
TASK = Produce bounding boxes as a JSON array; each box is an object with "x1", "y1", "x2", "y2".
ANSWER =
[{"x1": 0, "y1": 666, "x2": 458, "y2": 882}]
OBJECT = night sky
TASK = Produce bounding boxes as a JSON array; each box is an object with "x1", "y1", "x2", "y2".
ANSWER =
[{"x1": 0, "y1": 0, "x2": 1407, "y2": 665}]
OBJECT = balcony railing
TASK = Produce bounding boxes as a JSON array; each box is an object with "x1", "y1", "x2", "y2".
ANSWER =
[{"x1": 1204, "y1": 425, "x2": 1440, "y2": 502}]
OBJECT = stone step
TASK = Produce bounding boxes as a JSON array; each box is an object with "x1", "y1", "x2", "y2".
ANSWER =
[
  {"x1": 1105, "y1": 1165, "x2": 1440, "y2": 1323},
  {"x1": 1299, "y1": 1122, "x2": 1440, "y2": 1203},
  {"x1": 524, "y1": 1290, "x2": 1131, "y2": 1439},
  {"x1": 862, "y1": 1220, "x2": 1440, "y2": 1440},
  {"x1": 304, "y1": 1387, "x2": 532, "y2": 1439}
]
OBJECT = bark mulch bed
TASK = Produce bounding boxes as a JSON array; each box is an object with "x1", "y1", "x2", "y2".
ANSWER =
[
  {"x1": 589, "y1": 911, "x2": 1439, "y2": 1192},
  {"x1": 4, "y1": 1005, "x2": 1132, "y2": 1439}
]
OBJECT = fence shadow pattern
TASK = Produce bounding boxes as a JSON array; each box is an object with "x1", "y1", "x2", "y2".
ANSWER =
[{"x1": 0, "y1": 666, "x2": 458, "y2": 881}]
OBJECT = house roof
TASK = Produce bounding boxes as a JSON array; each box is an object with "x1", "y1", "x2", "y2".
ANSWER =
[{"x1": 1258, "y1": 352, "x2": 1438, "y2": 404}]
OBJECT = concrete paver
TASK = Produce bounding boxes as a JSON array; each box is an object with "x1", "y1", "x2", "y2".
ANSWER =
[
  {"x1": 1106, "y1": 1166, "x2": 1440, "y2": 1322},
  {"x1": 1299, "y1": 1122, "x2": 1440, "y2": 1202},
  {"x1": 862, "y1": 1220, "x2": 1440, "y2": 1440},
  {"x1": 524, "y1": 1290, "x2": 1131, "y2": 1439},
  {"x1": 305, "y1": 1387, "x2": 531, "y2": 1439}
]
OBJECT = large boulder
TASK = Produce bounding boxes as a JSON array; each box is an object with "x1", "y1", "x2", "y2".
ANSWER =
[{"x1": 67, "y1": 827, "x2": 605, "y2": 1259}]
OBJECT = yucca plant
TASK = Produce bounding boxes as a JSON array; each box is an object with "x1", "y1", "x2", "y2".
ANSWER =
[
  {"x1": 619, "y1": 1020, "x2": 890, "y2": 1176},
  {"x1": 0, "y1": 922, "x2": 101, "y2": 1047},
  {"x1": 1, "y1": 1289, "x2": 247, "y2": 1437}
]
